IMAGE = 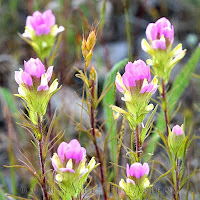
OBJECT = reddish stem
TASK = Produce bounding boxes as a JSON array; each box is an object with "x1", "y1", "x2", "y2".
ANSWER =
[
  {"x1": 90, "y1": 80, "x2": 107, "y2": 200},
  {"x1": 135, "y1": 124, "x2": 140, "y2": 158},
  {"x1": 161, "y1": 79, "x2": 169, "y2": 136}
]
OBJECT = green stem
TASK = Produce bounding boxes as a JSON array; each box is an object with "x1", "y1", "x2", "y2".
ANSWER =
[
  {"x1": 122, "y1": 0, "x2": 133, "y2": 61},
  {"x1": 37, "y1": 116, "x2": 49, "y2": 200}
]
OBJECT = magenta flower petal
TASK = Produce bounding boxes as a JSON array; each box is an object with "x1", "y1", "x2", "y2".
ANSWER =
[
  {"x1": 143, "y1": 163, "x2": 150, "y2": 175},
  {"x1": 57, "y1": 142, "x2": 68, "y2": 162},
  {"x1": 140, "y1": 83, "x2": 154, "y2": 94},
  {"x1": 146, "y1": 23, "x2": 158, "y2": 41},
  {"x1": 152, "y1": 40, "x2": 166, "y2": 50},
  {"x1": 15, "y1": 71, "x2": 22, "y2": 85},
  {"x1": 43, "y1": 10, "x2": 55, "y2": 27},
  {"x1": 46, "y1": 66, "x2": 54, "y2": 81},
  {"x1": 21, "y1": 72, "x2": 33, "y2": 86},
  {"x1": 127, "y1": 162, "x2": 150, "y2": 179},
  {"x1": 35, "y1": 24, "x2": 51, "y2": 36},
  {"x1": 172, "y1": 125, "x2": 183, "y2": 136},
  {"x1": 127, "y1": 178, "x2": 135, "y2": 185},
  {"x1": 24, "y1": 58, "x2": 45, "y2": 78},
  {"x1": 122, "y1": 72, "x2": 136, "y2": 87},
  {"x1": 126, "y1": 163, "x2": 130, "y2": 177},
  {"x1": 37, "y1": 85, "x2": 49, "y2": 91},
  {"x1": 115, "y1": 80, "x2": 125, "y2": 93},
  {"x1": 59, "y1": 168, "x2": 75, "y2": 173}
]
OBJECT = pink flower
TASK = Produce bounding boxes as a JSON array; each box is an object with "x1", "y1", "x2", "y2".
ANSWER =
[
  {"x1": 115, "y1": 60, "x2": 157, "y2": 95},
  {"x1": 15, "y1": 58, "x2": 53, "y2": 91},
  {"x1": 26, "y1": 10, "x2": 55, "y2": 36},
  {"x1": 24, "y1": 58, "x2": 45, "y2": 78},
  {"x1": 145, "y1": 17, "x2": 174, "y2": 50},
  {"x1": 126, "y1": 162, "x2": 149, "y2": 179},
  {"x1": 51, "y1": 139, "x2": 86, "y2": 173},
  {"x1": 172, "y1": 125, "x2": 183, "y2": 136}
]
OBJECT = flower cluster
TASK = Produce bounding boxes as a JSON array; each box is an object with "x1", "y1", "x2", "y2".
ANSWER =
[
  {"x1": 120, "y1": 162, "x2": 150, "y2": 199},
  {"x1": 22, "y1": 10, "x2": 64, "y2": 60},
  {"x1": 51, "y1": 139, "x2": 97, "y2": 198},
  {"x1": 168, "y1": 125, "x2": 186, "y2": 158},
  {"x1": 142, "y1": 17, "x2": 186, "y2": 83},
  {"x1": 15, "y1": 58, "x2": 60, "y2": 125},
  {"x1": 113, "y1": 59, "x2": 158, "y2": 128}
]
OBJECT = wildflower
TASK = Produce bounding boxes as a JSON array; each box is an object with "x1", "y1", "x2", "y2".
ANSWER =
[
  {"x1": 51, "y1": 139, "x2": 97, "y2": 198},
  {"x1": 14, "y1": 58, "x2": 60, "y2": 125},
  {"x1": 114, "y1": 60, "x2": 158, "y2": 126},
  {"x1": 22, "y1": 10, "x2": 64, "y2": 60},
  {"x1": 141, "y1": 17, "x2": 186, "y2": 83},
  {"x1": 119, "y1": 162, "x2": 150, "y2": 199},
  {"x1": 168, "y1": 125, "x2": 186, "y2": 158}
]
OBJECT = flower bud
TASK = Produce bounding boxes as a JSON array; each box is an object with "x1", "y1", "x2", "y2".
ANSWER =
[
  {"x1": 81, "y1": 38, "x2": 88, "y2": 59},
  {"x1": 168, "y1": 125, "x2": 186, "y2": 158},
  {"x1": 86, "y1": 30, "x2": 96, "y2": 51}
]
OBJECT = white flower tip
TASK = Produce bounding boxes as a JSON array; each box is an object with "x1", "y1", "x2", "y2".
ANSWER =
[
  {"x1": 66, "y1": 159, "x2": 73, "y2": 169},
  {"x1": 56, "y1": 174, "x2": 63, "y2": 182},
  {"x1": 145, "y1": 104, "x2": 154, "y2": 112},
  {"x1": 119, "y1": 179, "x2": 125, "y2": 189}
]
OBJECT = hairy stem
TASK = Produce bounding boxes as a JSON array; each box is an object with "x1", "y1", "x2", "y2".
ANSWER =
[
  {"x1": 90, "y1": 80, "x2": 107, "y2": 200},
  {"x1": 161, "y1": 79, "x2": 169, "y2": 136},
  {"x1": 135, "y1": 124, "x2": 140, "y2": 159},
  {"x1": 38, "y1": 116, "x2": 49, "y2": 200}
]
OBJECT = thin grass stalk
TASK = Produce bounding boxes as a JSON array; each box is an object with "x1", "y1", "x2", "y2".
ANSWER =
[{"x1": 122, "y1": 0, "x2": 133, "y2": 61}]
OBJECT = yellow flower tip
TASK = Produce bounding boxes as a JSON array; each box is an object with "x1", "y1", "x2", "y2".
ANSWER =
[
  {"x1": 87, "y1": 157, "x2": 96, "y2": 171},
  {"x1": 141, "y1": 38, "x2": 151, "y2": 52}
]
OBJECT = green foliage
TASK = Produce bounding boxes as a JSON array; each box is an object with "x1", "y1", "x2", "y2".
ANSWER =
[{"x1": 103, "y1": 58, "x2": 128, "y2": 163}]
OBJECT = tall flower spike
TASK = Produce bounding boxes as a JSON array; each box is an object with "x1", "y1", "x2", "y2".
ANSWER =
[
  {"x1": 119, "y1": 162, "x2": 151, "y2": 199},
  {"x1": 141, "y1": 17, "x2": 186, "y2": 83},
  {"x1": 113, "y1": 60, "x2": 158, "y2": 128},
  {"x1": 51, "y1": 139, "x2": 97, "y2": 198},
  {"x1": 14, "y1": 58, "x2": 60, "y2": 126},
  {"x1": 22, "y1": 10, "x2": 65, "y2": 61}
]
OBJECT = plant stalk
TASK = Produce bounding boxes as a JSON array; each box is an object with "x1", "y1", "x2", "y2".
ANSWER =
[
  {"x1": 37, "y1": 116, "x2": 49, "y2": 200},
  {"x1": 90, "y1": 80, "x2": 107, "y2": 200},
  {"x1": 161, "y1": 79, "x2": 169, "y2": 136},
  {"x1": 175, "y1": 159, "x2": 180, "y2": 200},
  {"x1": 135, "y1": 124, "x2": 140, "y2": 159}
]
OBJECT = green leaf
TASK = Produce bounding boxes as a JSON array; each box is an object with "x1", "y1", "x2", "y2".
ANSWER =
[
  {"x1": 146, "y1": 46, "x2": 200, "y2": 155},
  {"x1": 102, "y1": 58, "x2": 128, "y2": 163},
  {"x1": 0, "y1": 188, "x2": 6, "y2": 200}
]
